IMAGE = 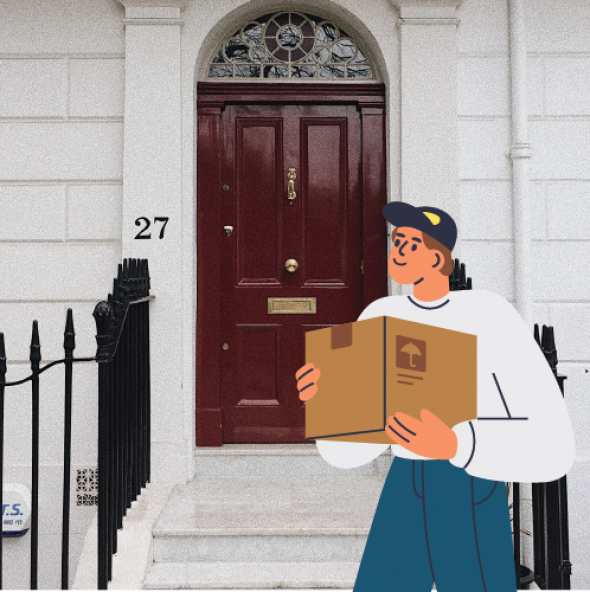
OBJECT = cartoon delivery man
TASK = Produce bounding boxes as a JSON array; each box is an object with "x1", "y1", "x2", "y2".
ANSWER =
[{"x1": 296, "y1": 202, "x2": 575, "y2": 592}]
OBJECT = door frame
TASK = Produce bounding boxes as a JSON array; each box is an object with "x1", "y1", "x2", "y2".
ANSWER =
[{"x1": 196, "y1": 82, "x2": 387, "y2": 446}]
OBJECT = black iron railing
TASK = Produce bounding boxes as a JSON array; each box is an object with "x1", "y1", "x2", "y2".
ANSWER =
[
  {"x1": 93, "y1": 258, "x2": 152, "y2": 589},
  {"x1": 449, "y1": 257, "x2": 473, "y2": 291},
  {"x1": 0, "y1": 258, "x2": 151, "y2": 590},
  {"x1": 0, "y1": 313, "x2": 95, "y2": 589}
]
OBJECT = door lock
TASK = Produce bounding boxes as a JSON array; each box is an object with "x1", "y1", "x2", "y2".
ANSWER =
[{"x1": 223, "y1": 226, "x2": 234, "y2": 237}]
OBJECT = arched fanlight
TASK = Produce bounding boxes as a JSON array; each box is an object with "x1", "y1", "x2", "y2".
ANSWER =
[{"x1": 208, "y1": 12, "x2": 374, "y2": 79}]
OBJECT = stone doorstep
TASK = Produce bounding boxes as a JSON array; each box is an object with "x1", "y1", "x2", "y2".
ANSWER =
[
  {"x1": 143, "y1": 561, "x2": 361, "y2": 589},
  {"x1": 142, "y1": 563, "x2": 441, "y2": 590},
  {"x1": 148, "y1": 446, "x2": 390, "y2": 588},
  {"x1": 193, "y1": 443, "x2": 393, "y2": 477},
  {"x1": 151, "y1": 477, "x2": 383, "y2": 565},
  {"x1": 153, "y1": 475, "x2": 385, "y2": 538}
]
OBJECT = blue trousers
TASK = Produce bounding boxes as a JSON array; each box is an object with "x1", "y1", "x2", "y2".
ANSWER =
[{"x1": 353, "y1": 457, "x2": 516, "y2": 592}]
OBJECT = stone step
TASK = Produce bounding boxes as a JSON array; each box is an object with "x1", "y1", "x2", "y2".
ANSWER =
[
  {"x1": 146, "y1": 447, "x2": 393, "y2": 588},
  {"x1": 154, "y1": 532, "x2": 368, "y2": 564},
  {"x1": 193, "y1": 444, "x2": 393, "y2": 477},
  {"x1": 143, "y1": 561, "x2": 360, "y2": 589},
  {"x1": 152, "y1": 475, "x2": 384, "y2": 563}
]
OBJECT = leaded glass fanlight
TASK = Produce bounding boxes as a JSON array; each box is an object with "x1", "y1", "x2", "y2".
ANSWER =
[{"x1": 208, "y1": 12, "x2": 374, "y2": 79}]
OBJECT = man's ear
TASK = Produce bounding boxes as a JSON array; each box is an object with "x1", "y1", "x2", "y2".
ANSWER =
[{"x1": 431, "y1": 250, "x2": 442, "y2": 269}]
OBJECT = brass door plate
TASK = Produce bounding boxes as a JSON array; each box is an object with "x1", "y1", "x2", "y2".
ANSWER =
[{"x1": 268, "y1": 297, "x2": 317, "y2": 314}]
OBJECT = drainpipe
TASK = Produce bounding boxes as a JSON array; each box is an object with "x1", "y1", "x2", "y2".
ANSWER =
[
  {"x1": 508, "y1": 0, "x2": 534, "y2": 575},
  {"x1": 508, "y1": 0, "x2": 533, "y2": 327}
]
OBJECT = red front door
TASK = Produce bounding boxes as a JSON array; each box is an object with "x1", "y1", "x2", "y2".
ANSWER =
[
  {"x1": 220, "y1": 103, "x2": 362, "y2": 442},
  {"x1": 196, "y1": 83, "x2": 387, "y2": 446}
]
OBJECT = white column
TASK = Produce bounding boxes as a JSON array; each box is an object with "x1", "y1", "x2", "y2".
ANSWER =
[
  {"x1": 393, "y1": 0, "x2": 462, "y2": 247},
  {"x1": 117, "y1": 0, "x2": 190, "y2": 483}
]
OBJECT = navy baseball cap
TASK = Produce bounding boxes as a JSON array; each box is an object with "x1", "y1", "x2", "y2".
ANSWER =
[{"x1": 382, "y1": 202, "x2": 457, "y2": 252}]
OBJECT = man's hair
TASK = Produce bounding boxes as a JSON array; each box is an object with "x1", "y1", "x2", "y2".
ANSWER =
[{"x1": 391, "y1": 228, "x2": 454, "y2": 276}]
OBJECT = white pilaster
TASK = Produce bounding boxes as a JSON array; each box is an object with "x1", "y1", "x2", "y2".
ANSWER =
[
  {"x1": 117, "y1": 0, "x2": 190, "y2": 483},
  {"x1": 393, "y1": 0, "x2": 462, "y2": 249}
]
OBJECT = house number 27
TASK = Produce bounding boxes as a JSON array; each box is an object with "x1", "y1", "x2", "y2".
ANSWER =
[{"x1": 134, "y1": 217, "x2": 169, "y2": 239}]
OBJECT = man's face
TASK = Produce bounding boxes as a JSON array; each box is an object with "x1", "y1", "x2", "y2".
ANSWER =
[{"x1": 388, "y1": 226, "x2": 442, "y2": 285}]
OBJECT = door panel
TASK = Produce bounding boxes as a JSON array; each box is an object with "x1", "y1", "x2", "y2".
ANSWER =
[
  {"x1": 302, "y1": 118, "x2": 349, "y2": 285},
  {"x1": 237, "y1": 119, "x2": 282, "y2": 285},
  {"x1": 219, "y1": 103, "x2": 362, "y2": 443},
  {"x1": 235, "y1": 323, "x2": 281, "y2": 406}
]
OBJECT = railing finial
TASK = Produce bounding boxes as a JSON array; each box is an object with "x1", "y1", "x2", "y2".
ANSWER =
[
  {"x1": 30, "y1": 320, "x2": 41, "y2": 368},
  {"x1": 64, "y1": 309, "x2": 76, "y2": 358},
  {"x1": 93, "y1": 301, "x2": 115, "y2": 362},
  {"x1": 0, "y1": 333, "x2": 6, "y2": 379}
]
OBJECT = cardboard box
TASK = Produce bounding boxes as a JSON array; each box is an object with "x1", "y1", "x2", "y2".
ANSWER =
[{"x1": 305, "y1": 316, "x2": 477, "y2": 444}]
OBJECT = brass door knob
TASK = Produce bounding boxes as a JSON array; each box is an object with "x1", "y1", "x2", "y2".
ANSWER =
[{"x1": 285, "y1": 259, "x2": 299, "y2": 273}]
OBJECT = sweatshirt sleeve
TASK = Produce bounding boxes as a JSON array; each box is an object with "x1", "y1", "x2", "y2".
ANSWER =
[
  {"x1": 314, "y1": 299, "x2": 392, "y2": 469},
  {"x1": 449, "y1": 291, "x2": 575, "y2": 483}
]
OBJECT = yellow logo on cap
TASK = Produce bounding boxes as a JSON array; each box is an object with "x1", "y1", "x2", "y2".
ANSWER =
[{"x1": 422, "y1": 211, "x2": 441, "y2": 225}]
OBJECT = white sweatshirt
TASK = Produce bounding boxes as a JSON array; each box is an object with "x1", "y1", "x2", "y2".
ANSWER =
[{"x1": 315, "y1": 289, "x2": 575, "y2": 483}]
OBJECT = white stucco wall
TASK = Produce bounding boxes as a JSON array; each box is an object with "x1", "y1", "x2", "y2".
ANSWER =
[
  {"x1": 0, "y1": 0, "x2": 124, "y2": 587},
  {"x1": 457, "y1": 1, "x2": 590, "y2": 588}
]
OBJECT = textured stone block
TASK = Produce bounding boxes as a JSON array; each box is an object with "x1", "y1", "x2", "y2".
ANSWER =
[
  {"x1": 546, "y1": 57, "x2": 590, "y2": 116},
  {"x1": 525, "y1": 0, "x2": 590, "y2": 53},
  {"x1": 530, "y1": 121, "x2": 590, "y2": 180},
  {"x1": 0, "y1": 0, "x2": 124, "y2": 54},
  {"x1": 546, "y1": 181, "x2": 590, "y2": 239},
  {"x1": 67, "y1": 185, "x2": 122, "y2": 240},
  {"x1": 459, "y1": 180, "x2": 512, "y2": 240},
  {"x1": 458, "y1": 57, "x2": 509, "y2": 117},
  {"x1": 459, "y1": 119, "x2": 511, "y2": 180},
  {"x1": 456, "y1": 0, "x2": 508, "y2": 54},
  {"x1": 70, "y1": 59, "x2": 124, "y2": 117},
  {"x1": 0, "y1": 122, "x2": 123, "y2": 180},
  {"x1": 531, "y1": 242, "x2": 590, "y2": 301},
  {"x1": 0, "y1": 59, "x2": 66, "y2": 117},
  {"x1": 0, "y1": 185, "x2": 66, "y2": 241},
  {"x1": 549, "y1": 306, "x2": 590, "y2": 363},
  {"x1": 459, "y1": 241, "x2": 513, "y2": 299},
  {"x1": 0, "y1": 243, "x2": 120, "y2": 300}
]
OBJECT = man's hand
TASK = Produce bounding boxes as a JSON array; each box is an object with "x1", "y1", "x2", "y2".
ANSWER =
[
  {"x1": 296, "y1": 363, "x2": 320, "y2": 401},
  {"x1": 385, "y1": 409, "x2": 458, "y2": 460}
]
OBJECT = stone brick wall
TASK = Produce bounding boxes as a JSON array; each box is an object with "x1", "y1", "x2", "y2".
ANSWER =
[
  {"x1": 457, "y1": 2, "x2": 590, "y2": 587},
  {"x1": 0, "y1": 1, "x2": 125, "y2": 587}
]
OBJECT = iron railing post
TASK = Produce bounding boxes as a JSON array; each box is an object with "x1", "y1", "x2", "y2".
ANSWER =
[
  {"x1": 93, "y1": 301, "x2": 115, "y2": 590},
  {"x1": 29, "y1": 321, "x2": 41, "y2": 590},
  {"x1": 513, "y1": 481, "x2": 521, "y2": 588},
  {"x1": 61, "y1": 309, "x2": 75, "y2": 589}
]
